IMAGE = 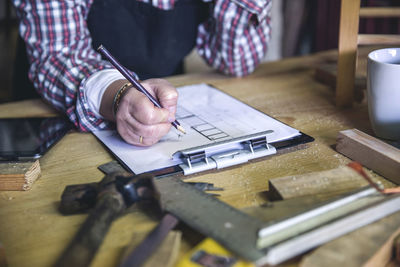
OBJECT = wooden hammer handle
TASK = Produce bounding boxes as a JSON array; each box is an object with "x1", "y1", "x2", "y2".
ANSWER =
[{"x1": 54, "y1": 191, "x2": 126, "y2": 267}]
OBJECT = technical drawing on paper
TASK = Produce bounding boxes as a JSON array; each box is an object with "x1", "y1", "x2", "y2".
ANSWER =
[{"x1": 176, "y1": 107, "x2": 230, "y2": 141}]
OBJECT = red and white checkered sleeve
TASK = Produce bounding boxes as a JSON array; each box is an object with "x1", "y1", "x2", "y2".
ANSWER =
[
  {"x1": 12, "y1": 0, "x2": 114, "y2": 131},
  {"x1": 197, "y1": 0, "x2": 272, "y2": 77}
]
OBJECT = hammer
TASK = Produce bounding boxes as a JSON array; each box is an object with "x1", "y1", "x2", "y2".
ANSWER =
[{"x1": 54, "y1": 172, "x2": 159, "y2": 267}]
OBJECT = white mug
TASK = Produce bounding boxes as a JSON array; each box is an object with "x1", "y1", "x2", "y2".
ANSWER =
[{"x1": 367, "y1": 48, "x2": 400, "y2": 140}]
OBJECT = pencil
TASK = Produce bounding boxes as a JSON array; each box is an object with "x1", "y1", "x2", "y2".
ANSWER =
[{"x1": 97, "y1": 45, "x2": 186, "y2": 134}]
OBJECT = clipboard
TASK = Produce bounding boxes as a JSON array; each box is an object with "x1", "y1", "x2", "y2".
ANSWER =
[
  {"x1": 93, "y1": 84, "x2": 314, "y2": 178},
  {"x1": 150, "y1": 131, "x2": 313, "y2": 178}
]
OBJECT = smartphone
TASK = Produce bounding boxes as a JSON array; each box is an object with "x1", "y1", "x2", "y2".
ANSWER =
[{"x1": 0, "y1": 117, "x2": 73, "y2": 161}]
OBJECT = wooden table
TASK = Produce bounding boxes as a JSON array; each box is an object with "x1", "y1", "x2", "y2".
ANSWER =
[{"x1": 0, "y1": 48, "x2": 394, "y2": 267}]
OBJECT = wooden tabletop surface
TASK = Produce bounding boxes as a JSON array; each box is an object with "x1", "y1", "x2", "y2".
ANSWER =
[{"x1": 0, "y1": 48, "x2": 393, "y2": 267}]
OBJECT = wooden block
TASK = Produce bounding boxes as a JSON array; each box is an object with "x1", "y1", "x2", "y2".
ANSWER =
[
  {"x1": 336, "y1": 129, "x2": 400, "y2": 185},
  {"x1": 0, "y1": 160, "x2": 41, "y2": 191},
  {"x1": 268, "y1": 165, "x2": 368, "y2": 201},
  {"x1": 299, "y1": 211, "x2": 400, "y2": 267}
]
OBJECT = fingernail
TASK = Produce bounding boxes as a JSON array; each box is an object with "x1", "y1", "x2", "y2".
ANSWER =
[{"x1": 168, "y1": 116, "x2": 175, "y2": 122}]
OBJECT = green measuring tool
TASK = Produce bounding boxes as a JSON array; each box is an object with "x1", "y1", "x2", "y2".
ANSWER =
[
  {"x1": 98, "y1": 161, "x2": 266, "y2": 261},
  {"x1": 156, "y1": 176, "x2": 266, "y2": 262}
]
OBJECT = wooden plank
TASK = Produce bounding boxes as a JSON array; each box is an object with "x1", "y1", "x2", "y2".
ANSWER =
[
  {"x1": 358, "y1": 34, "x2": 400, "y2": 45},
  {"x1": 0, "y1": 160, "x2": 41, "y2": 191},
  {"x1": 299, "y1": 211, "x2": 400, "y2": 267},
  {"x1": 336, "y1": 129, "x2": 400, "y2": 185},
  {"x1": 336, "y1": 0, "x2": 360, "y2": 107},
  {"x1": 360, "y1": 7, "x2": 400, "y2": 18},
  {"x1": 268, "y1": 165, "x2": 368, "y2": 200}
]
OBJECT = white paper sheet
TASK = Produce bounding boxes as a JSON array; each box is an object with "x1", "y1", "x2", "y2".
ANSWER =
[{"x1": 93, "y1": 84, "x2": 300, "y2": 174}]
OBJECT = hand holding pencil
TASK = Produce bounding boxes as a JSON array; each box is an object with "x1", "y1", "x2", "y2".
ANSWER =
[{"x1": 98, "y1": 45, "x2": 185, "y2": 146}]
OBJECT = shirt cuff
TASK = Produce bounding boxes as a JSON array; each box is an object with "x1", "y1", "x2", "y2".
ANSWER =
[{"x1": 83, "y1": 69, "x2": 125, "y2": 119}]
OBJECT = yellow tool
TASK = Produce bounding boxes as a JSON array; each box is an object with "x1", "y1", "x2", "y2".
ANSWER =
[{"x1": 176, "y1": 238, "x2": 254, "y2": 267}]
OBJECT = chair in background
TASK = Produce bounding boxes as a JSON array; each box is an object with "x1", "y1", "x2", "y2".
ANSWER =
[{"x1": 336, "y1": 0, "x2": 400, "y2": 107}]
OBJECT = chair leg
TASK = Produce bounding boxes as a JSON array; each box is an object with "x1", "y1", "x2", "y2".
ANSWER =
[{"x1": 336, "y1": 0, "x2": 361, "y2": 107}]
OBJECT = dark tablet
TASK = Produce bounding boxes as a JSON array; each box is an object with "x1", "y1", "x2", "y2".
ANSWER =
[{"x1": 0, "y1": 117, "x2": 73, "y2": 161}]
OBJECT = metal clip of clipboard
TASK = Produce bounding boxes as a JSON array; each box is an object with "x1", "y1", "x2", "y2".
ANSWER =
[{"x1": 173, "y1": 130, "x2": 276, "y2": 175}]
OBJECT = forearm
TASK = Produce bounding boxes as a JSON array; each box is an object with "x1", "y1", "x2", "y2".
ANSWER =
[{"x1": 13, "y1": 0, "x2": 113, "y2": 131}]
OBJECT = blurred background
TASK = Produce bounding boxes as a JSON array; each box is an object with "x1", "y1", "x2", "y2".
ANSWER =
[{"x1": 1, "y1": 0, "x2": 400, "y2": 103}]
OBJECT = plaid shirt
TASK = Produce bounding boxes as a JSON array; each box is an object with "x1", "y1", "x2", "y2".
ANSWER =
[{"x1": 13, "y1": 0, "x2": 271, "y2": 132}]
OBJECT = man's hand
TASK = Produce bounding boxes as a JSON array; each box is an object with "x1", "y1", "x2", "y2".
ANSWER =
[{"x1": 100, "y1": 78, "x2": 178, "y2": 146}]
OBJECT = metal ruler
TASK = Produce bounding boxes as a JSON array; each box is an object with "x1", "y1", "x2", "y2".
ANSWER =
[
  {"x1": 99, "y1": 161, "x2": 266, "y2": 261},
  {"x1": 156, "y1": 176, "x2": 266, "y2": 262}
]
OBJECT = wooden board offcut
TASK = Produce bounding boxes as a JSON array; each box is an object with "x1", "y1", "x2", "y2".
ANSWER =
[
  {"x1": 268, "y1": 165, "x2": 368, "y2": 200},
  {"x1": 336, "y1": 129, "x2": 400, "y2": 185},
  {"x1": 0, "y1": 160, "x2": 41, "y2": 191}
]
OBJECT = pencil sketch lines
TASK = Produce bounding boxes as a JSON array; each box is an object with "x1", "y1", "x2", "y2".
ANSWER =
[{"x1": 177, "y1": 107, "x2": 230, "y2": 141}]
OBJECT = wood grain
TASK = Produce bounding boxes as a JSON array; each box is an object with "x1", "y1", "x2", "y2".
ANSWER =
[
  {"x1": 359, "y1": 7, "x2": 400, "y2": 18},
  {"x1": 358, "y1": 34, "x2": 400, "y2": 45},
  {"x1": 336, "y1": 0, "x2": 360, "y2": 107},
  {"x1": 0, "y1": 160, "x2": 41, "y2": 191},
  {"x1": 336, "y1": 129, "x2": 400, "y2": 185},
  {"x1": 268, "y1": 165, "x2": 368, "y2": 200}
]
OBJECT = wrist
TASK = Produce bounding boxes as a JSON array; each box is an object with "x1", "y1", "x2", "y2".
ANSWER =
[
  {"x1": 112, "y1": 82, "x2": 132, "y2": 118},
  {"x1": 84, "y1": 69, "x2": 127, "y2": 119},
  {"x1": 100, "y1": 79, "x2": 131, "y2": 121}
]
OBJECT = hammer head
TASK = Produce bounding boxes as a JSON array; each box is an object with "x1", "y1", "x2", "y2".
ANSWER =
[{"x1": 59, "y1": 172, "x2": 159, "y2": 215}]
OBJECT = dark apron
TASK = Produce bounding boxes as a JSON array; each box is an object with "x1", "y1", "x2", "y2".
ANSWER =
[{"x1": 87, "y1": 0, "x2": 211, "y2": 79}]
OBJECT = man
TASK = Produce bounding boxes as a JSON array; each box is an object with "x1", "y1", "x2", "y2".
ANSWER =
[{"x1": 12, "y1": 0, "x2": 271, "y2": 146}]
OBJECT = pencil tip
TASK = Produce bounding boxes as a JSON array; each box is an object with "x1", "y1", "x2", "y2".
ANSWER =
[{"x1": 177, "y1": 125, "x2": 186, "y2": 134}]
